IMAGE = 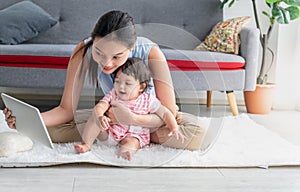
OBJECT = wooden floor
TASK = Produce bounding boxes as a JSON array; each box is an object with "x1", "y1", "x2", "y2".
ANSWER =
[
  {"x1": 1, "y1": 165, "x2": 300, "y2": 192},
  {"x1": 1, "y1": 104, "x2": 300, "y2": 192}
]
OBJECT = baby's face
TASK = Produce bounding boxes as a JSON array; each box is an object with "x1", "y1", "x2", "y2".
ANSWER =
[{"x1": 114, "y1": 70, "x2": 143, "y2": 101}]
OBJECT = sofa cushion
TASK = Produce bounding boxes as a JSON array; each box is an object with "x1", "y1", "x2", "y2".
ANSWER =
[
  {"x1": 194, "y1": 16, "x2": 251, "y2": 54},
  {"x1": 0, "y1": 1, "x2": 57, "y2": 45},
  {"x1": 0, "y1": 44, "x2": 74, "y2": 69},
  {"x1": 0, "y1": 49, "x2": 245, "y2": 71},
  {"x1": 0, "y1": 55, "x2": 70, "y2": 69},
  {"x1": 162, "y1": 49, "x2": 245, "y2": 71}
]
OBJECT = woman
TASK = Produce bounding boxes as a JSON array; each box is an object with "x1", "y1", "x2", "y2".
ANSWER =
[
  {"x1": 5, "y1": 10, "x2": 177, "y2": 143},
  {"x1": 5, "y1": 10, "x2": 207, "y2": 151}
]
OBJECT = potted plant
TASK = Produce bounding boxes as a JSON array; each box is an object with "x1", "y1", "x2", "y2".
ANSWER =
[{"x1": 221, "y1": 0, "x2": 300, "y2": 114}]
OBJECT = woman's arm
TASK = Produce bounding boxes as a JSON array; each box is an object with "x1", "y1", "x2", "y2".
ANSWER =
[
  {"x1": 148, "y1": 45, "x2": 177, "y2": 116},
  {"x1": 108, "y1": 100, "x2": 164, "y2": 128},
  {"x1": 155, "y1": 105, "x2": 178, "y2": 133},
  {"x1": 42, "y1": 41, "x2": 87, "y2": 127},
  {"x1": 155, "y1": 105, "x2": 184, "y2": 142},
  {"x1": 131, "y1": 45, "x2": 177, "y2": 127}
]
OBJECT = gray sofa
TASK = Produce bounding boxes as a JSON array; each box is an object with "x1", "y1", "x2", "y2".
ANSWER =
[{"x1": 0, "y1": 0, "x2": 260, "y2": 115}]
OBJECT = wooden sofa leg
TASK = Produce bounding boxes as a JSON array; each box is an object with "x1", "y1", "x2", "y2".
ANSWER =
[
  {"x1": 226, "y1": 91, "x2": 239, "y2": 116},
  {"x1": 207, "y1": 90, "x2": 212, "y2": 108}
]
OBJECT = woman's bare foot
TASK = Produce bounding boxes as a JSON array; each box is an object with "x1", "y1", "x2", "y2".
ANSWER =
[{"x1": 74, "y1": 143, "x2": 90, "y2": 153}]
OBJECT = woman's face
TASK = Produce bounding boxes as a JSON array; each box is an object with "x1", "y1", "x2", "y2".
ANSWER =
[{"x1": 92, "y1": 37, "x2": 132, "y2": 74}]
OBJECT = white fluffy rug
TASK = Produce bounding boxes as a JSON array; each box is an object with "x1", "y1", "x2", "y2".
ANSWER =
[{"x1": 1, "y1": 110, "x2": 300, "y2": 168}]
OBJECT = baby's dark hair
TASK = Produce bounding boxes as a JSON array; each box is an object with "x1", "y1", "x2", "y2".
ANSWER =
[{"x1": 113, "y1": 58, "x2": 151, "y2": 92}]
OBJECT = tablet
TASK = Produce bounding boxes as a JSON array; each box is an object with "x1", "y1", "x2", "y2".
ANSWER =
[{"x1": 1, "y1": 93, "x2": 54, "y2": 149}]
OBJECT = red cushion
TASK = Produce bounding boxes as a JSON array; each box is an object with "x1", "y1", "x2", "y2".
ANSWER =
[
  {"x1": 167, "y1": 59, "x2": 244, "y2": 71},
  {"x1": 0, "y1": 55, "x2": 70, "y2": 69},
  {"x1": 0, "y1": 55, "x2": 245, "y2": 70}
]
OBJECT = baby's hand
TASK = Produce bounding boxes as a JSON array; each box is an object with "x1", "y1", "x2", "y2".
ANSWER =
[
  {"x1": 168, "y1": 126, "x2": 185, "y2": 143},
  {"x1": 98, "y1": 116, "x2": 111, "y2": 130}
]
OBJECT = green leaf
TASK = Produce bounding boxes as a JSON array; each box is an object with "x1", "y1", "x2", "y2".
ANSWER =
[
  {"x1": 229, "y1": 0, "x2": 236, "y2": 7},
  {"x1": 281, "y1": 8, "x2": 289, "y2": 23},
  {"x1": 283, "y1": 0, "x2": 300, "y2": 6},
  {"x1": 263, "y1": 11, "x2": 275, "y2": 25},
  {"x1": 285, "y1": 6, "x2": 300, "y2": 20},
  {"x1": 220, "y1": 0, "x2": 236, "y2": 9},
  {"x1": 271, "y1": 4, "x2": 286, "y2": 23},
  {"x1": 275, "y1": 7, "x2": 289, "y2": 23},
  {"x1": 272, "y1": 4, "x2": 281, "y2": 18},
  {"x1": 266, "y1": 0, "x2": 280, "y2": 3},
  {"x1": 220, "y1": 0, "x2": 229, "y2": 9},
  {"x1": 262, "y1": 11, "x2": 271, "y2": 18}
]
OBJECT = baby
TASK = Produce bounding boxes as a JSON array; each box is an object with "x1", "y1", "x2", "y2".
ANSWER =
[{"x1": 74, "y1": 58, "x2": 183, "y2": 160}]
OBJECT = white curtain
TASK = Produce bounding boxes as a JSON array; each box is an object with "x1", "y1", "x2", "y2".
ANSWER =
[{"x1": 272, "y1": 20, "x2": 300, "y2": 111}]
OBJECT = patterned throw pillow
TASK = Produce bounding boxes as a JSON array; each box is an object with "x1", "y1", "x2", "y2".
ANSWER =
[{"x1": 194, "y1": 16, "x2": 251, "y2": 54}]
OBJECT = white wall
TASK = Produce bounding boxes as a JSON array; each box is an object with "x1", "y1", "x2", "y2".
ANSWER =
[{"x1": 273, "y1": 20, "x2": 300, "y2": 110}]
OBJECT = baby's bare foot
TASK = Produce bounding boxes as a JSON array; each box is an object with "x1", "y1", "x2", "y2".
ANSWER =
[
  {"x1": 117, "y1": 147, "x2": 135, "y2": 161},
  {"x1": 74, "y1": 143, "x2": 90, "y2": 153},
  {"x1": 120, "y1": 151, "x2": 132, "y2": 161}
]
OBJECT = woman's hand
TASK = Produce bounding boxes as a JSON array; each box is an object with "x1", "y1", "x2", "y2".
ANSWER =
[
  {"x1": 107, "y1": 100, "x2": 135, "y2": 125},
  {"x1": 106, "y1": 101, "x2": 164, "y2": 128},
  {"x1": 3, "y1": 108, "x2": 16, "y2": 129}
]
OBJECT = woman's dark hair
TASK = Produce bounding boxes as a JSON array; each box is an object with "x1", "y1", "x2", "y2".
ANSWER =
[
  {"x1": 80, "y1": 10, "x2": 137, "y2": 85},
  {"x1": 92, "y1": 10, "x2": 136, "y2": 48},
  {"x1": 113, "y1": 58, "x2": 151, "y2": 92}
]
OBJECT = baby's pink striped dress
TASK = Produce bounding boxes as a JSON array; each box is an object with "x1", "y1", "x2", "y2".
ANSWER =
[{"x1": 101, "y1": 89, "x2": 161, "y2": 147}]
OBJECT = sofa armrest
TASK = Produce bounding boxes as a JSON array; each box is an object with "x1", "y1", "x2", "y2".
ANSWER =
[{"x1": 239, "y1": 27, "x2": 260, "y2": 91}]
